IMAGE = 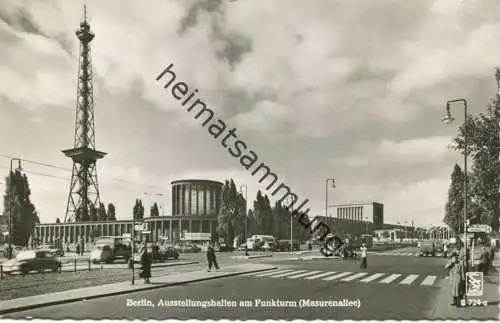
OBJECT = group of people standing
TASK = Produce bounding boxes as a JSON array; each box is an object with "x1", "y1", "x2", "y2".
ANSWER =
[{"x1": 136, "y1": 242, "x2": 220, "y2": 284}]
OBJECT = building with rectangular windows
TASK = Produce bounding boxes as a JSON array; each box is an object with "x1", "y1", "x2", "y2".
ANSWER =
[{"x1": 329, "y1": 201, "x2": 384, "y2": 229}]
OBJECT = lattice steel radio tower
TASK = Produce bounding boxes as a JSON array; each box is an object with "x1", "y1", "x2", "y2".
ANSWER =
[{"x1": 62, "y1": 6, "x2": 106, "y2": 223}]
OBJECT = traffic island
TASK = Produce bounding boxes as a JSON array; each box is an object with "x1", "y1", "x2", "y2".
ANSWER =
[{"x1": 0, "y1": 263, "x2": 277, "y2": 315}]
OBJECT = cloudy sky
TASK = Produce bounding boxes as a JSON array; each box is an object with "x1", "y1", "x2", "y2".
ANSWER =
[{"x1": 1, "y1": 0, "x2": 500, "y2": 227}]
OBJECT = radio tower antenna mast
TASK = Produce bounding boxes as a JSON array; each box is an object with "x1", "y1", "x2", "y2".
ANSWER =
[{"x1": 62, "y1": 5, "x2": 106, "y2": 223}]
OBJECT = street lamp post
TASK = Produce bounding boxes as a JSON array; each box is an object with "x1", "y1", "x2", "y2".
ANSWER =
[
  {"x1": 442, "y1": 98, "x2": 469, "y2": 270},
  {"x1": 325, "y1": 177, "x2": 336, "y2": 217},
  {"x1": 8, "y1": 158, "x2": 22, "y2": 260}
]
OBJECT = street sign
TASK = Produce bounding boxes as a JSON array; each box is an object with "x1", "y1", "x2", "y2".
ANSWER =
[
  {"x1": 466, "y1": 272, "x2": 483, "y2": 297},
  {"x1": 467, "y1": 224, "x2": 492, "y2": 234},
  {"x1": 134, "y1": 224, "x2": 144, "y2": 231}
]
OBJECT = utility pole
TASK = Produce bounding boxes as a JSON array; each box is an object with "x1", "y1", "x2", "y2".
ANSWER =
[{"x1": 8, "y1": 158, "x2": 22, "y2": 259}]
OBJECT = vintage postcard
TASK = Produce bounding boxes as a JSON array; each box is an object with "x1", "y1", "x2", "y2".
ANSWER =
[{"x1": 0, "y1": 0, "x2": 499, "y2": 321}]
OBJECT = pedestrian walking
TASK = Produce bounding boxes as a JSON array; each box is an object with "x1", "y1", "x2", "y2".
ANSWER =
[
  {"x1": 206, "y1": 243, "x2": 219, "y2": 272},
  {"x1": 445, "y1": 251, "x2": 465, "y2": 307},
  {"x1": 360, "y1": 243, "x2": 367, "y2": 269},
  {"x1": 139, "y1": 246, "x2": 152, "y2": 284}
]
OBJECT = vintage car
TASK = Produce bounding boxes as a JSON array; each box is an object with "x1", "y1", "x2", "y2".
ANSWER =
[
  {"x1": 2, "y1": 250, "x2": 61, "y2": 274},
  {"x1": 419, "y1": 241, "x2": 435, "y2": 256},
  {"x1": 90, "y1": 237, "x2": 132, "y2": 264},
  {"x1": 40, "y1": 244, "x2": 65, "y2": 257}
]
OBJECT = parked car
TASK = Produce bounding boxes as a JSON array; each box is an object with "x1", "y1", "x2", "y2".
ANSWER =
[
  {"x1": 419, "y1": 241, "x2": 435, "y2": 256},
  {"x1": 152, "y1": 245, "x2": 179, "y2": 262},
  {"x1": 177, "y1": 244, "x2": 201, "y2": 253},
  {"x1": 215, "y1": 243, "x2": 233, "y2": 252},
  {"x1": 2, "y1": 250, "x2": 61, "y2": 274},
  {"x1": 41, "y1": 244, "x2": 65, "y2": 257},
  {"x1": 275, "y1": 240, "x2": 301, "y2": 252},
  {"x1": 434, "y1": 241, "x2": 444, "y2": 255}
]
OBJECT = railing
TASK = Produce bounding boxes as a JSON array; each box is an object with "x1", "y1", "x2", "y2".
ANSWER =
[{"x1": 0, "y1": 257, "x2": 104, "y2": 281}]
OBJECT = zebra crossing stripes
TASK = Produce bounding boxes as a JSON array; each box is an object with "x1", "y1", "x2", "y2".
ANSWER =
[
  {"x1": 359, "y1": 273, "x2": 385, "y2": 282},
  {"x1": 254, "y1": 269, "x2": 292, "y2": 277},
  {"x1": 322, "y1": 272, "x2": 353, "y2": 281},
  {"x1": 420, "y1": 275, "x2": 437, "y2": 285},
  {"x1": 270, "y1": 270, "x2": 307, "y2": 278},
  {"x1": 341, "y1": 272, "x2": 368, "y2": 282},
  {"x1": 243, "y1": 269, "x2": 442, "y2": 287},
  {"x1": 379, "y1": 274, "x2": 402, "y2": 283},
  {"x1": 304, "y1": 272, "x2": 336, "y2": 280},
  {"x1": 399, "y1": 274, "x2": 419, "y2": 285},
  {"x1": 288, "y1": 270, "x2": 321, "y2": 279}
]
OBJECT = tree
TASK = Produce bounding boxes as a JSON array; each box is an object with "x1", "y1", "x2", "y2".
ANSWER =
[
  {"x1": 98, "y1": 202, "x2": 107, "y2": 221},
  {"x1": 452, "y1": 82, "x2": 500, "y2": 232},
  {"x1": 107, "y1": 203, "x2": 116, "y2": 221},
  {"x1": 56, "y1": 217, "x2": 61, "y2": 223},
  {"x1": 89, "y1": 204, "x2": 98, "y2": 222},
  {"x1": 217, "y1": 179, "x2": 244, "y2": 245},
  {"x1": 252, "y1": 191, "x2": 274, "y2": 235},
  {"x1": 133, "y1": 199, "x2": 145, "y2": 220},
  {"x1": 150, "y1": 202, "x2": 160, "y2": 218},
  {"x1": 2, "y1": 170, "x2": 39, "y2": 246},
  {"x1": 443, "y1": 164, "x2": 465, "y2": 234}
]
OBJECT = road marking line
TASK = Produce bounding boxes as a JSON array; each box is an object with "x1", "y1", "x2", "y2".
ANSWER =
[
  {"x1": 379, "y1": 274, "x2": 401, "y2": 283},
  {"x1": 288, "y1": 270, "x2": 321, "y2": 279},
  {"x1": 340, "y1": 272, "x2": 369, "y2": 281},
  {"x1": 270, "y1": 270, "x2": 307, "y2": 278},
  {"x1": 304, "y1": 272, "x2": 335, "y2": 280},
  {"x1": 421, "y1": 275, "x2": 437, "y2": 286},
  {"x1": 322, "y1": 272, "x2": 353, "y2": 281},
  {"x1": 399, "y1": 274, "x2": 419, "y2": 285},
  {"x1": 254, "y1": 269, "x2": 292, "y2": 277},
  {"x1": 359, "y1": 273, "x2": 385, "y2": 282}
]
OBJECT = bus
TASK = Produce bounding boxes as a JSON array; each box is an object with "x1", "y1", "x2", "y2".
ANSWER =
[{"x1": 246, "y1": 235, "x2": 276, "y2": 251}]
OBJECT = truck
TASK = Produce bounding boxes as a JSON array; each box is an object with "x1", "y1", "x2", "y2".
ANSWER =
[{"x1": 418, "y1": 240, "x2": 435, "y2": 256}]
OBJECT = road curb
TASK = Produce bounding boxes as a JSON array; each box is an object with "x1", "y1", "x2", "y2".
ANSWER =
[
  {"x1": 0, "y1": 266, "x2": 277, "y2": 315},
  {"x1": 231, "y1": 255, "x2": 273, "y2": 259}
]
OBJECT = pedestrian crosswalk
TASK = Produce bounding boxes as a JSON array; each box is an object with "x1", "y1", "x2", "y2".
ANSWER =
[{"x1": 242, "y1": 268, "x2": 443, "y2": 287}]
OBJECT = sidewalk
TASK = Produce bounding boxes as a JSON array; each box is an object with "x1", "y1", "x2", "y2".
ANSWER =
[
  {"x1": 429, "y1": 252, "x2": 500, "y2": 320},
  {"x1": 0, "y1": 263, "x2": 276, "y2": 315}
]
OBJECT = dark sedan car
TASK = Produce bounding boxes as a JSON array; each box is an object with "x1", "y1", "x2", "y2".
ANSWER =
[{"x1": 2, "y1": 250, "x2": 61, "y2": 274}]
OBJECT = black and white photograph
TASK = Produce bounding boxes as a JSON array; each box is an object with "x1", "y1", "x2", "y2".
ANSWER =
[{"x1": 0, "y1": 0, "x2": 499, "y2": 320}]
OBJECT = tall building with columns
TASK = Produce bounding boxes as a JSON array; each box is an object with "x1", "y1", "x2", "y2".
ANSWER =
[{"x1": 33, "y1": 179, "x2": 223, "y2": 244}]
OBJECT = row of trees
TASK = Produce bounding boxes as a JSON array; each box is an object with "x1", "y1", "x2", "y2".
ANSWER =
[
  {"x1": 216, "y1": 179, "x2": 310, "y2": 246},
  {"x1": 444, "y1": 71, "x2": 500, "y2": 234},
  {"x1": 73, "y1": 202, "x2": 116, "y2": 222},
  {"x1": 132, "y1": 199, "x2": 160, "y2": 220}
]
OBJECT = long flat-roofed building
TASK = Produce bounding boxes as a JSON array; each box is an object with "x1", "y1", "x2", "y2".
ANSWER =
[{"x1": 34, "y1": 179, "x2": 222, "y2": 244}]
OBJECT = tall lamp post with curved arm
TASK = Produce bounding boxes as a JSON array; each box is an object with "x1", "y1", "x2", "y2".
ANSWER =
[
  {"x1": 325, "y1": 177, "x2": 336, "y2": 218},
  {"x1": 442, "y1": 98, "x2": 469, "y2": 270}
]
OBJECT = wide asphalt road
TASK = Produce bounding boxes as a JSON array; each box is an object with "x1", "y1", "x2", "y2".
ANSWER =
[{"x1": 5, "y1": 250, "x2": 450, "y2": 320}]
